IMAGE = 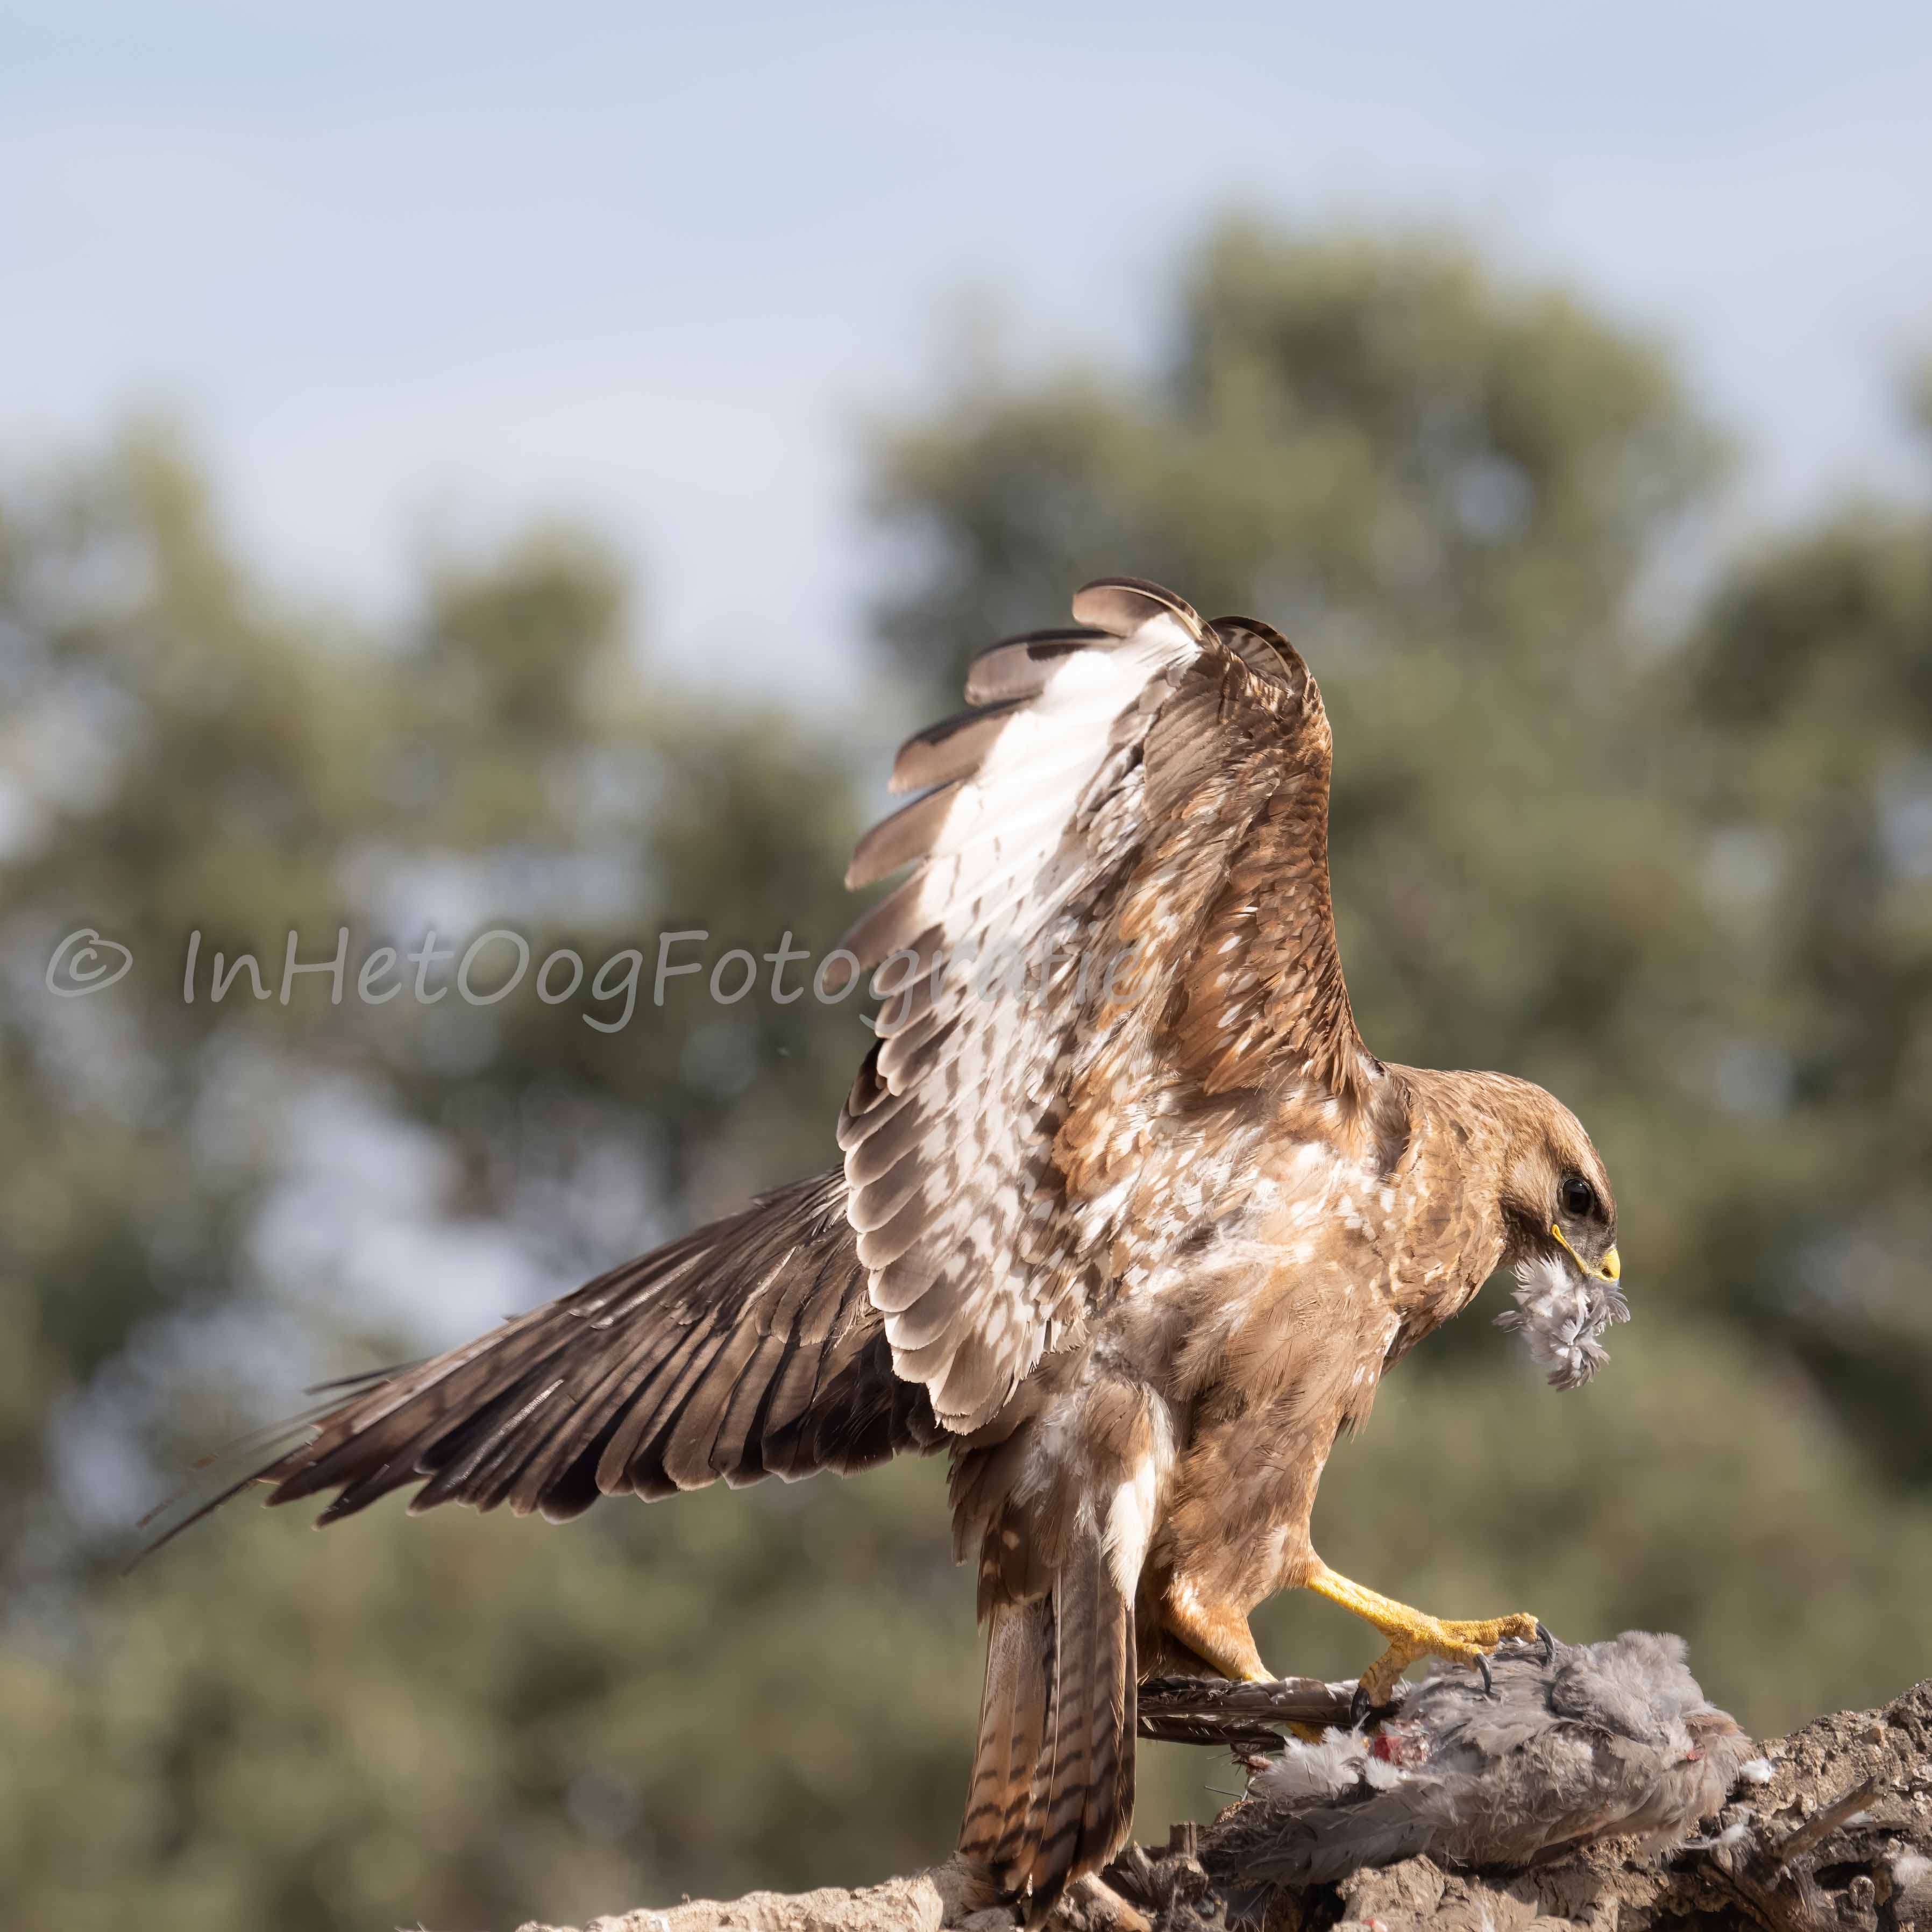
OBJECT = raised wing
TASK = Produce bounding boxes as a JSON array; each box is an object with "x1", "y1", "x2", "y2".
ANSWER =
[{"x1": 837, "y1": 577, "x2": 1377, "y2": 1430}]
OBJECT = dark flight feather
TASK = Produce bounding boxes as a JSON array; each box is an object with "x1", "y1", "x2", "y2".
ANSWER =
[
  {"x1": 963, "y1": 628, "x2": 1103, "y2": 706},
  {"x1": 159, "y1": 1173, "x2": 942, "y2": 1542}
]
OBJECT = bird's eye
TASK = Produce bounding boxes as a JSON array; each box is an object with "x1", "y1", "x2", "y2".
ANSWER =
[{"x1": 1560, "y1": 1177, "x2": 1597, "y2": 1220}]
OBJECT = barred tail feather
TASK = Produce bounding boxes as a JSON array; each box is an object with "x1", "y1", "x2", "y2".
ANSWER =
[
  {"x1": 961, "y1": 1600, "x2": 1053, "y2": 1876},
  {"x1": 960, "y1": 1535, "x2": 1137, "y2": 1923}
]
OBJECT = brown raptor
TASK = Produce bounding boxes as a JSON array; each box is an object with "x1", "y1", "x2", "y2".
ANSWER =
[{"x1": 178, "y1": 578, "x2": 1629, "y2": 1922}]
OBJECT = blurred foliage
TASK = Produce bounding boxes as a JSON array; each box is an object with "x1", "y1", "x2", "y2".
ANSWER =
[
  {"x1": 2, "y1": 228, "x2": 1929, "y2": 1929},
  {"x1": 1671, "y1": 499, "x2": 1932, "y2": 1479},
  {"x1": 3, "y1": 1469, "x2": 979, "y2": 1930}
]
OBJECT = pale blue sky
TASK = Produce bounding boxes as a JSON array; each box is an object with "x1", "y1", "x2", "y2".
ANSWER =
[{"x1": 3, "y1": 3, "x2": 1930, "y2": 695}]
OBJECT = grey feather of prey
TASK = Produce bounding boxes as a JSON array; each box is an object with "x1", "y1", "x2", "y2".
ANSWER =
[
  {"x1": 1496, "y1": 1252, "x2": 1631, "y2": 1388},
  {"x1": 1210, "y1": 1633, "x2": 1750, "y2": 1893}
]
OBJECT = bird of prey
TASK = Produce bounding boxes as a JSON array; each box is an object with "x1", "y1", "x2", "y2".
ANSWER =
[{"x1": 189, "y1": 578, "x2": 1629, "y2": 1922}]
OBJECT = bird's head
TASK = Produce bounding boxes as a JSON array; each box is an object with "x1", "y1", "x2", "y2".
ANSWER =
[
  {"x1": 1491, "y1": 1082, "x2": 1629, "y2": 1388},
  {"x1": 1498, "y1": 1090, "x2": 1620, "y2": 1286}
]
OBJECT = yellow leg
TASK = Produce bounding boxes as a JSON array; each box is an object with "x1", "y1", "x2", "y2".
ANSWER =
[
  {"x1": 1161, "y1": 1579, "x2": 1272, "y2": 1682},
  {"x1": 1304, "y1": 1562, "x2": 1541, "y2": 1703}
]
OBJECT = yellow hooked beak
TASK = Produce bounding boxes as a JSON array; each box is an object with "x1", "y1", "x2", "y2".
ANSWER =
[{"x1": 1552, "y1": 1223, "x2": 1620, "y2": 1283}]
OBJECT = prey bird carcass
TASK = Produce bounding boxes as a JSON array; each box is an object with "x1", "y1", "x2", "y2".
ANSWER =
[
  {"x1": 173, "y1": 579, "x2": 1633, "y2": 1922},
  {"x1": 1205, "y1": 1632, "x2": 1749, "y2": 1901}
]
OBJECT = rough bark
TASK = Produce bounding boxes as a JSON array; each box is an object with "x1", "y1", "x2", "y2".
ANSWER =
[{"x1": 517, "y1": 1677, "x2": 1932, "y2": 1932}]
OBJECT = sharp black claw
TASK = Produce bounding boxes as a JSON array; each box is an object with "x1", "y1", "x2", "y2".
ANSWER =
[
  {"x1": 1351, "y1": 1681, "x2": 1375, "y2": 1730},
  {"x1": 1536, "y1": 1620, "x2": 1555, "y2": 1665},
  {"x1": 1474, "y1": 1650, "x2": 1494, "y2": 1697}
]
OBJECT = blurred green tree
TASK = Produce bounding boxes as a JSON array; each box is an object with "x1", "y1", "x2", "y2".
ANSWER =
[
  {"x1": 0, "y1": 421, "x2": 957, "y2": 1931},
  {"x1": 1, "y1": 230, "x2": 1929, "y2": 1932},
  {"x1": 1668, "y1": 426, "x2": 1932, "y2": 1481}
]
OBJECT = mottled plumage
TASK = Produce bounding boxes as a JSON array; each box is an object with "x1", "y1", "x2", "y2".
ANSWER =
[
  {"x1": 190, "y1": 579, "x2": 1629, "y2": 1924},
  {"x1": 1211, "y1": 1633, "x2": 1749, "y2": 1892}
]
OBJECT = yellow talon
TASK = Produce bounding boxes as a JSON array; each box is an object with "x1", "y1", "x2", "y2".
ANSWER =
[{"x1": 1304, "y1": 1564, "x2": 1540, "y2": 1703}]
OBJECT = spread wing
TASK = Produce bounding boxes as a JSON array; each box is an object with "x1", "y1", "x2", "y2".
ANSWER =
[
  {"x1": 138, "y1": 1170, "x2": 942, "y2": 1553},
  {"x1": 837, "y1": 577, "x2": 1378, "y2": 1430}
]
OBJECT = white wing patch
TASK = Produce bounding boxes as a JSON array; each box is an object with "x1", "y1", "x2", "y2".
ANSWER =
[
  {"x1": 903, "y1": 614, "x2": 1201, "y2": 985},
  {"x1": 836, "y1": 578, "x2": 1361, "y2": 1432},
  {"x1": 837, "y1": 601, "x2": 1206, "y2": 1426}
]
